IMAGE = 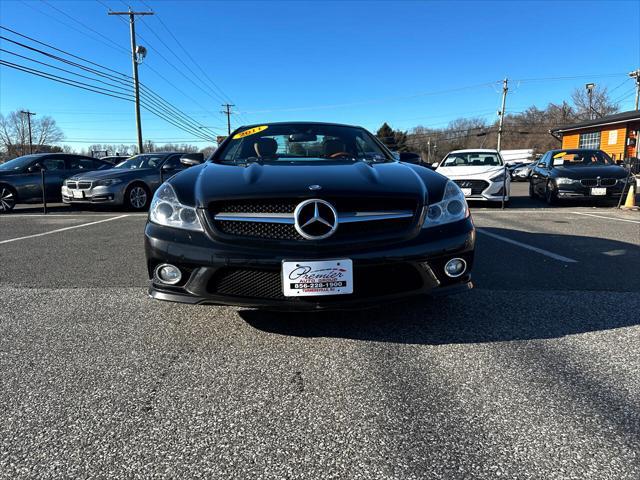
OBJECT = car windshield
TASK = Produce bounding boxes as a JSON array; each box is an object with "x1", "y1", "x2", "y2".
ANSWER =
[
  {"x1": 552, "y1": 150, "x2": 614, "y2": 167},
  {"x1": 0, "y1": 154, "x2": 42, "y2": 171},
  {"x1": 114, "y1": 154, "x2": 165, "y2": 169},
  {"x1": 441, "y1": 152, "x2": 503, "y2": 167},
  {"x1": 215, "y1": 123, "x2": 390, "y2": 165}
]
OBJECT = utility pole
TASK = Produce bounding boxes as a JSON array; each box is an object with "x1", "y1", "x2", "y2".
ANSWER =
[
  {"x1": 20, "y1": 110, "x2": 36, "y2": 154},
  {"x1": 108, "y1": 8, "x2": 153, "y2": 153},
  {"x1": 629, "y1": 69, "x2": 640, "y2": 111},
  {"x1": 496, "y1": 78, "x2": 508, "y2": 152},
  {"x1": 585, "y1": 83, "x2": 596, "y2": 119},
  {"x1": 221, "y1": 104, "x2": 235, "y2": 135}
]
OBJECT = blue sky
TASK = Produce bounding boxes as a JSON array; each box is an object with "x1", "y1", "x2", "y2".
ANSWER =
[{"x1": 1, "y1": 0, "x2": 639, "y2": 150}]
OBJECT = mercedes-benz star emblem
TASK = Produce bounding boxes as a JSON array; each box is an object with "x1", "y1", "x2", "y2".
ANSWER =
[{"x1": 294, "y1": 199, "x2": 338, "y2": 240}]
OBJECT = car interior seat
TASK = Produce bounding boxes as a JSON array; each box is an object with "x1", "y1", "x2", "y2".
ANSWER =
[{"x1": 254, "y1": 138, "x2": 278, "y2": 158}]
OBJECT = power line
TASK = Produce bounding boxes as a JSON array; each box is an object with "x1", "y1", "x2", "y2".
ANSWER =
[
  {"x1": 0, "y1": 27, "x2": 219, "y2": 138},
  {"x1": 40, "y1": 0, "x2": 130, "y2": 54},
  {"x1": 17, "y1": 0, "x2": 130, "y2": 56},
  {"x1": 1, "y1": 60, "x2": 214, "y2": 142},
  {"x1": 96, "y1": 3, "x2": 226, "y2": 121},
  {"x1": 237, "y1": 82, "x2": 501, "y2": 115},
  {"x1": 514, "y1": 73, "x2": 628, "y2": 82},
  {"x1": 0, "y1": 59, "x2": 134, "y2": 101},
  {"x1": 138, "y1": 0, "x2": 247, "y2": 126}
]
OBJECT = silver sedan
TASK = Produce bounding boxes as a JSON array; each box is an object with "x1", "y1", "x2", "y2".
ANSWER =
[{"x1": 62, "y1": 152, "x2": 189, "y2": 210}]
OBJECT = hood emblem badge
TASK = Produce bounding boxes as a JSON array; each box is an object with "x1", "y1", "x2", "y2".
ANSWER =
[
  {"x1": 308, "y1": 185, "x2": 322, "y2": 191},
  {"x1": 294, "y1": 199, "x2": 338, "y2": 240}
]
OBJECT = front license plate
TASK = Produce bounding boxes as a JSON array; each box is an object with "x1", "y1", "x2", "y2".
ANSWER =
[
  {"x1": 282, "y1": 259, "x2": 353, "y2": 297},
  {"x1": 461, "y1": 188, "x2": 472, "y2": 196},
  {"x1": 590, "y1": 187, "x2": 607, "y2": 196},
  {"x1": 72, "y1": 189, "x2": 84, "y2": 199}
]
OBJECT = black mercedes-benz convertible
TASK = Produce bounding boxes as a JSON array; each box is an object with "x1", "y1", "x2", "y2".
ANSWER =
[{"x1": 144, "y1": 122, "x2": 475, "y2": 309}]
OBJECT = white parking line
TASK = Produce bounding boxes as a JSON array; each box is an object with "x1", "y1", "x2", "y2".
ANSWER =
[
  {"x1": 0, "y1": 215, "x2": 130, "y2": 245},
  {"x1": 477, "y1": 228, "x2": 578, "y2": 263},
  {"x1": 571, "y1": 212, "x2": 640, "y2": 224}
]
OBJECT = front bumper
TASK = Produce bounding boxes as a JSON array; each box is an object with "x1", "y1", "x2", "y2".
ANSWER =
[
  {"x1": 61, "y1": 185, "x2": 125, "y2": 205},
  {"x1": 451, "y1": 178, "x2": 510, "y2": 202},
  {"x1": 145, "y1": 217, "x2": 476, "y2": 310},
  {"x1": 556, "y1": 182, "x2": 626, "y2": 199}
]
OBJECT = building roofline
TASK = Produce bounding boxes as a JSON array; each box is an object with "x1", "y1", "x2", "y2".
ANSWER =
[{"x1": 551, "y1": 110, "x2": 640, "y2": 134}]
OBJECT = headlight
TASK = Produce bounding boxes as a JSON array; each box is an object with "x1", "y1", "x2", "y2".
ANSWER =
[
  {"x1": 490, "y1": 172, "x2": 507, "y2": 182},
  {"x1": 423, "y1": 180, "x2": 468, "y2": 228},
  {"x1": 149, "y1": 182, "x2": 203, "y2": 232},
  {"x1": 94, "y1": 178, "x2": 122, "y2": 187},
  {"x1": 556, "y1": 177, "x2": 579, "y2": 185}
]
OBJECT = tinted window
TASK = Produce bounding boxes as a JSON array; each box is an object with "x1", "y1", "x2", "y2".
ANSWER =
[
  {"x1": 41, "y1": 157, "x2": 66, "y2": 171},
  {"x1": 162, "y1": 155, "x2": 184, "y2": 170},
  {"x1": 114, "y1": 154, "x2": 165, "y2": 169},
  {"x1": 552, "y1": 150, "x2": 613, "y2": 167},
  {"x1": 442, "y1": 152, "x2": 503, "y2": 167},
  {"x1": 69, "y1": 157, "x2": 98, "y2": 170},
  {"x1": 0, "y1": 154, "x2": 42, "y2": 171},
  {"x1": 216, "y1": 124, "x2": 390, "y2": 164}
]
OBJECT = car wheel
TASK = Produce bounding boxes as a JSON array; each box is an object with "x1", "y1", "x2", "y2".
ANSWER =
[
  {"x1": 0, "y1": 185, "x2": 17, "y2": 213},
  {"x1": 545, "y1": 181, "x2": 558, "y2": 206},
  {"x1": 528, "y1": 181, "x2": 536, "y2": 199},
  {"x1": 125, "y1": 183, "x2": 150, "y2": 211}
]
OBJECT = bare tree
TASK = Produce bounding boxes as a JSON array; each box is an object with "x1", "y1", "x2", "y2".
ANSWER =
[
  {"x1": 571, "y1": 86, "x2": 619, "y2": 120},
  {"x1": 0, "y1": 109, "x2": 64, "y2": 159}
]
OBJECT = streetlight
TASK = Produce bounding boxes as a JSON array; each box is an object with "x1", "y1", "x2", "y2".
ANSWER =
[{"x1": 585, "y1": 83, "x2": 596, "y2": 119}]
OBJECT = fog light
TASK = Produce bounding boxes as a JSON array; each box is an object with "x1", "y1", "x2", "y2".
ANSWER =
[
  {"x1": 155, "y1": 264, "x2": 182, "y2": 285},
  {"x1": 444, "y1": 258, "x2": 466, "y2": 278}
]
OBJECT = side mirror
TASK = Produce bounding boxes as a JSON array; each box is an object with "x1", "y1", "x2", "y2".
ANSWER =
[
  {"x1": 161, "y1": 163, "x2": 175, "y2": 171},
  {"x1": 432, "y1": 162, "x2": 439, "y2": 169},
  {"x1": 616, "y1": 160, "x2": 624, "y2": 166},
  {"x1": 398, "y1": 152, "x2": 421, "y2": 164},
  {"x1": 180, "y1": 153, "x2": 204, "y2": 167},
  {"x1": 27, "y1": 163, "x2": 44, "y2": 173}
]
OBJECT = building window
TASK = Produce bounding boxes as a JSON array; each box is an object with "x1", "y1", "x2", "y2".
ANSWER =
[{"x1": 579, "y1": 131, "x2": 601, "y2": 149}]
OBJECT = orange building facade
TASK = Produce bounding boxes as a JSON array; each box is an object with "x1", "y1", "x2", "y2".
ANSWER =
[{"x1": 552, "y1": 111, "x2": 640, "y2": 161}]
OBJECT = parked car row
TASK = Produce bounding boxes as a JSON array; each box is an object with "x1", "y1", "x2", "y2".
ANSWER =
[{"x1": 0, "y1": 151, "x2": 200, "y2": 212}]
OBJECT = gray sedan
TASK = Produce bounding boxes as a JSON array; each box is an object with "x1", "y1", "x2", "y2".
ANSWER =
[{"x1": 62, "y1": 152, "x2": 188, "y2": 210}]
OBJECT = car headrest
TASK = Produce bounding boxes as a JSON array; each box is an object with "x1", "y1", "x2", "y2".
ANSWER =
[{"x1": 254, "y1": 137, "x2": 278, "y2": 157}]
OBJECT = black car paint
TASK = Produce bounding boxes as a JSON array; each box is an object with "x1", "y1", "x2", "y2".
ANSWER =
[
  {"x1": 0, "y1": 153, "x2": 111, "y2": 208},
  {"x1": 145, "y1": 123, "x2": 475, "y2": 309},
  {"x1": 529, "y1": 149, "x2": 629, "y2": 202}
]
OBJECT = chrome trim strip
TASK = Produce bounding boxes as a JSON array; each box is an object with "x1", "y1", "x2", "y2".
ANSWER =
[
  {"x1": 213, "y1": 210, "x2": 414, "y2": 224},
  {"x1": 214, "y1": 213, "x2": 295, "y2": 224},
  {"x1": 338, "y1": 211, "x2": 414, "y2": 223}
]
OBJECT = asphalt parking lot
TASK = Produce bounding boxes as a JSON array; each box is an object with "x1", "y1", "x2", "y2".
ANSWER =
[{"x1": 1, "y1": 183, "x2": 639, "y2": 479}]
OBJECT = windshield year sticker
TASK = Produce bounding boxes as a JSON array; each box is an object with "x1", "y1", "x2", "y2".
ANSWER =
[{"x1": 233, "y1": 125, "x2": 268, "y2": 139}]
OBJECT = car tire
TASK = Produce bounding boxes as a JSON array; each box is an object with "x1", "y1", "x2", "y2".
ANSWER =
[
  {"x1": 0, "y1": 184, "x2": 17, "y2": 213},
  {"x1": 125, "y1": 183, "x2": 151, "y2": 211},
  {"x1": 528, "y1": 181, "x2": 536, "y2": 199},
  {"x1": 545, "y1": 181, "x2": 558, "y2": 206}
]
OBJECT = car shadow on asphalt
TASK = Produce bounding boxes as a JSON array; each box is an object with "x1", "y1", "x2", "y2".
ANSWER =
[
  {"x1": 239, "y1": 290, "x2": 640, "y2": 345},
  {"x1": 240, "y1": 228, "x2": 640, "y2": 345}
]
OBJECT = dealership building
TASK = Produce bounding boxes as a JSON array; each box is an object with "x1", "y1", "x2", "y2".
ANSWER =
[{"x1": 551, "y1": 110, "x2": 640, "y2": 161}]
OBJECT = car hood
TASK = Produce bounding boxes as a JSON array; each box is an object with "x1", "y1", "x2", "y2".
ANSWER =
[
  {"x1": 174, "y1": 161, "x2": 433, "y2": 208},
  {"x1": 69, "y1": 168, "x2": 155, "y2": 181},
  {"x1": 554, "y1": 165, "x2": 627, "y2": 179},
  {"x1": 435, "y1": 165, "x2": 504, "y2": 179}
]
